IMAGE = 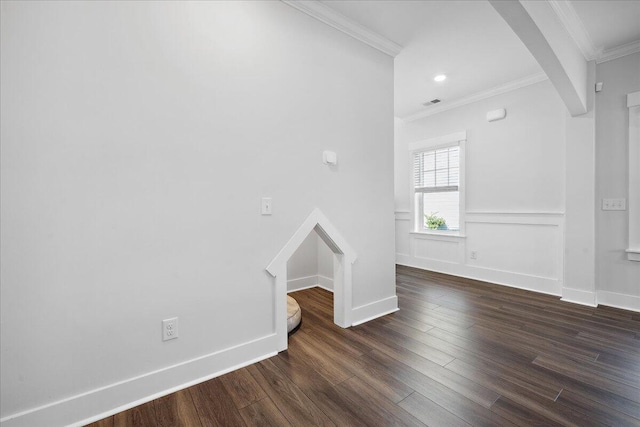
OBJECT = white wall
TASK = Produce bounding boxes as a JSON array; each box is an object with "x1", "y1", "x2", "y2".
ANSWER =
[
  {"x1": 394, "y1": 117, "x2": 409, "y2": 210},
  {"x1": 286, "y1": 229, "x2": 334, "y2": 292},
  {"x1": 595, "y1": 52, "x2": 640, "y2": 308},
  {"x1": 287, "y1": 230, "x2": 318, "y2": 290},
  {"x1": 0, "y1": 1, "x2": 395, "y2": 424},
  {"x1": 317, "y1": 235, "x2": 334, "y2": 290},
  {"x1": 396, "y1": 80, "x2": 567, "y2": 295},
  {"x1": 399, "y1": 81, "x2": 566, "y2": 213}
]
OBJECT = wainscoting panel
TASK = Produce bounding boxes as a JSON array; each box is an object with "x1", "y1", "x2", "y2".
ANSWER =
[
  {"x1": 465, "y1": 222, "x2": 561, "y2": 279},
  {"x1": 395, "y1": 211, "x2": 564, "y2": 296},
  {"x1": 413, "y1": 235, "x2": 460, "y2": 264},
  {"x1": 597, "y1": 291, "x2": 640, "y2": 312}
]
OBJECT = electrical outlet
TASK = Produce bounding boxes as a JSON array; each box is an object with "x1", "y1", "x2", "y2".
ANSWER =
[
  {"x1": 470, "y1": 251, "x2": 478, "y2": 260},
  {"x1": 162, "y1": 317, "x2": 178, "y2": 341}
]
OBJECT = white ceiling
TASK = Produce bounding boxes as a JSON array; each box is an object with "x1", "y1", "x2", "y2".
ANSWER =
[
  {"x1": 571, "y1": 0, "x2": 640, "y2": 52},
  {"x1": 319, "y1": 0, "x2": 640, "y2": 120}
]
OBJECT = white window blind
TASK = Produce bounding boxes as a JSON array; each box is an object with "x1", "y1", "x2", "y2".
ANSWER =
[
  {"x1": 413, "y1": 146, "x2": 460, "y2": 193},
  {"x1": 413, "y1": 145, "x2": 460, "y2": 231}
]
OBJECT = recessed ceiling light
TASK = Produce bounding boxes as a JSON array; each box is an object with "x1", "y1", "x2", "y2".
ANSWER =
[{"x1": 434, "y1": 74, "x2": 447, "y2": 82}]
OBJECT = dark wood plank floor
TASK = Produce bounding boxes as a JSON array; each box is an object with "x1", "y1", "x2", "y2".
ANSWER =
[{"x1": 88, "y1": 265, "x2": 640, "y2": 426}]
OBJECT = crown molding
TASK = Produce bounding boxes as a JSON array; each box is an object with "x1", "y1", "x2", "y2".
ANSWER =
[
  {"x1": 548, "y1": 0, "x2": 640, "y2": 64},
  {"x1": 548, "y1": 0, "x2": 600, "y2": 61},
  {"x1": 401, "y1": 72, "x2": 549, "y2": 123},
  {"x1": 280, "y1": 0, "x2": 403, "y2": 57},
  {"x1": 597, "y1": 40, "x2": 640, "y2": 64}
]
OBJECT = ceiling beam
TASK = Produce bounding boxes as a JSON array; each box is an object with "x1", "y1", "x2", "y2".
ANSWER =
[
  {"x1": 489, "y1": 0, "x2": 588, "y2": 116},
  {"x1": 547, "y1": 0, "x2": 599, "y2": 61}
]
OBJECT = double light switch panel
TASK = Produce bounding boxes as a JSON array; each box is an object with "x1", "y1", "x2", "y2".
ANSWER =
[{"x1": 602, "y1": 198, "x2": 626, "y2": 211}]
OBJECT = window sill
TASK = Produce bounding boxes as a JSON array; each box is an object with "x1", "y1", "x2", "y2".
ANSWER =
[
  {"x1": 626, "y1": 248, "x2": 640, "y2": 262},
  {"x1": 410, "y1": 231, "x2": 466, "y2": 239}
]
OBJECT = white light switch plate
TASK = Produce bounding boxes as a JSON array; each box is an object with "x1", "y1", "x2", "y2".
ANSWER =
[
  {"x1": 261, "y1": 198, "x2": 272, "y2": 215},
  {"x1": 602, "y1": 198, "x2": 626, "y2": 211}
]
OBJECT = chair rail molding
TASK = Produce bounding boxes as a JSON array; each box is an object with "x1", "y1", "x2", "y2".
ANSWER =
[{"x1": 394, "y1": 210, "x2": 411, "y2": 221}]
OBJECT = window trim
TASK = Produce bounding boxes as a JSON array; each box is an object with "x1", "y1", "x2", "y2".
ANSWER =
[{"x1": 409, "y1": 131, "x2": 466, "y2": 236}]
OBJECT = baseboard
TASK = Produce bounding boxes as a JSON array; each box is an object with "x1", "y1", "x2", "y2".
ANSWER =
[
  {"x1": 351, "y1": 296, "x2": 398, "y2": 326},
  {"x1": 317, "y1": 275, "x2": 334, "y2": 292},
  {"x1": 597, "y1": 291, "x2": 640, "y2": 312},
  {"x1": 287, "y1": 275, "x2": 334, "y2": 294},
  {"x1": 396, "y1": 259, "x2": 562, "y2": 297},
  {"x1": 0, "y1": 335, "x2": 278, "y2": 427},
  {"x1": 396, "y1": 262, "x2": 639, "y2": 313},
  {"x1": 287, "y1": 275, "x2": 319, "y2": 292},
  {"x1": 561, "y1": 287, "x2": 597, "y2": 307}
]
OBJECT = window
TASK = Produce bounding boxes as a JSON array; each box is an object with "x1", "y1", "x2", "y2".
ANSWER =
[{"x1": 410, "y1": 132, "x2": 465, "y2": 234}]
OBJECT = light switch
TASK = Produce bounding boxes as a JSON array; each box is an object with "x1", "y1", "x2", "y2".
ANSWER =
[
  {"x1": 602, "y1": 198, "x2": 626, "y2": 211},
  {"x1": 261, "y1": 198, "x2": 272, "y2": 215}
]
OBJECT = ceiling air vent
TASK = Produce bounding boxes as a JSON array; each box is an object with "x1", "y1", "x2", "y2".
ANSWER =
[{"x1": 423, "y1": 99, "x2": 441, "y2": 106}]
